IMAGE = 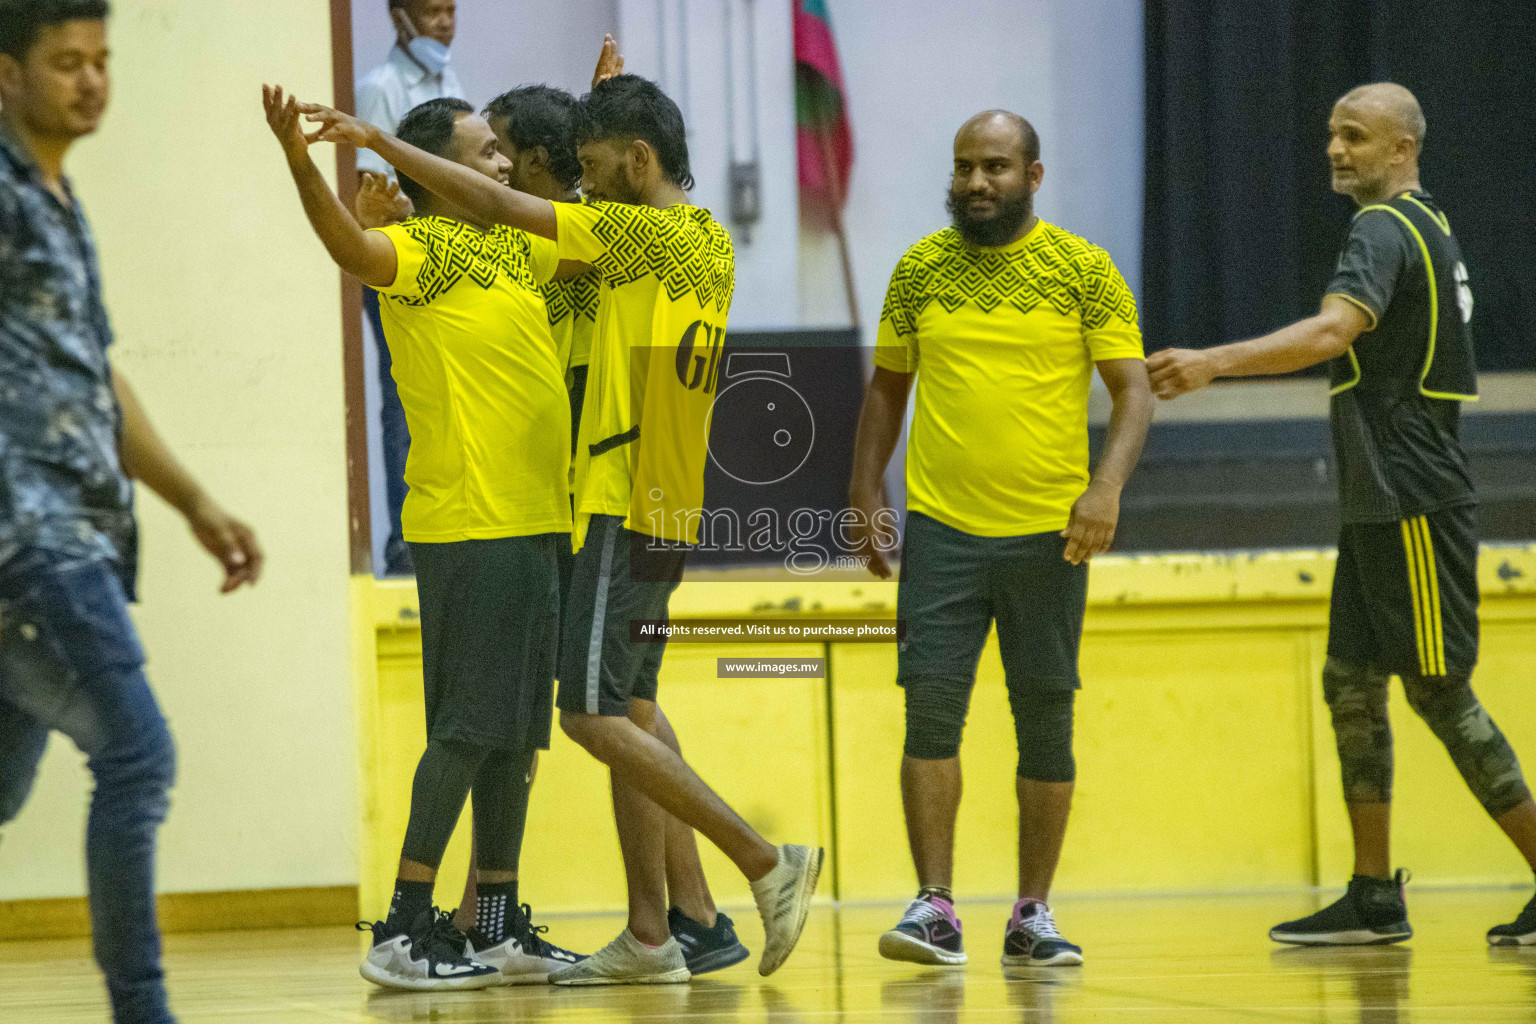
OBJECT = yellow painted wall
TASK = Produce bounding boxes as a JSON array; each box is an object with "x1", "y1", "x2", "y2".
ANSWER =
[
  {"x1": 0, "y1": 1, "x2": 355, "y2": 900},
  {"x1": 358, "y1": 546, "x2": 1536, "y2": 913}
]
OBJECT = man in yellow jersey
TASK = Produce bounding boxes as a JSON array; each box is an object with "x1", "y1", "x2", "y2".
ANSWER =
[
  {"x1": 1150, "y1": 83, "x2": 1536, "y2": 948},
  {"x1": 849, "y1": 110, "x2": 1153, "y2": 970},
  {"x1": 428, "y1": 80, "x2": 748, "y2": 976},
  {"x1": 289, "y1": 38, "x2": 823, "y2": 985},
  {"x1": 263, "y1": 88, "x2": 584, "y2": 989}
]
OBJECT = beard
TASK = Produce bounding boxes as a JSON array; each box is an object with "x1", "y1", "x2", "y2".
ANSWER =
[
  {"x1": 946, "y1": 188, "x2": 1033, "y2": 247},
  {"x1": 587, "y1": 165, "x2": 645, "y2": 205}
]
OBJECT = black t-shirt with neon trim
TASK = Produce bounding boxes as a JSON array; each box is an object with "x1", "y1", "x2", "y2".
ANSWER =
[{"x1": 1324, "y1": 190, "x2": 1478, "y2": 524}]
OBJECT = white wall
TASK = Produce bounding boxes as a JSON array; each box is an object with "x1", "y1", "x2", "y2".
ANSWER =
[
  {"x1": 0, "y1": 0, "x2": 354, "y2": 899},
  {"x1": 615, "y1": 0, "x2": 801, "y2": 331},
  {"x1": 798, "y1": 0, "x2": 1144, "y2": 331}
]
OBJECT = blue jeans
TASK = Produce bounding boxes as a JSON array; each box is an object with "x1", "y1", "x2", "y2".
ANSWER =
[
  {"x1": 363, "y1": 286, "x2": 412, "y2": 575},
  {"x1": 0, "y1": 550, "x2": 177, "y2": 1024}
]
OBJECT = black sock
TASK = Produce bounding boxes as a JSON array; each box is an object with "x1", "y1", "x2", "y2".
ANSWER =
[
  {"x1": 918, "y1": 884, "x2": 954, "y2": 902},
  {"x1": 475, "y1": 880, "x2": 519, "y2": 945},
  {"x1": 385, "y1": 879, "x2": 434, "y2": 934}
]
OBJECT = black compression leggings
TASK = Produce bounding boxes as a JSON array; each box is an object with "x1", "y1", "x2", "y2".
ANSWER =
[{"x1": 400, "y1": 738, "x2": 537, "y2": 873}]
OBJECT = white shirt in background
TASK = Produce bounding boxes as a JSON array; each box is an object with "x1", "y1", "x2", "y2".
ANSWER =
[{"x1": 354, "y1": 45, "x2": 466, "y2": 176}]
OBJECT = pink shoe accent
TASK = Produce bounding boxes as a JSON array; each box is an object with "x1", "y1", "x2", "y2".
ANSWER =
[
  {"x1": 927, "y1": 896, "x2": 961, "y2": 928},
  {"x1": 1010, "y1": 898, "x2": 1047, "y2": 930}
]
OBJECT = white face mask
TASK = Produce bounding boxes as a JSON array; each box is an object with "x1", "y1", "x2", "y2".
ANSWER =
[{"x1": 406, "y1": 35, "x2": 451, "y2": 76}]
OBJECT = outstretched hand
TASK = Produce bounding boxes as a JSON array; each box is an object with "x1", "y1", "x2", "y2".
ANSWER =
[
  {"x1": 293, "y1": 99, "x2": 376, "y2": 149},
  {"x1": 592, "y1": 34, "x2": 624, "y2": 88},
  {"x1": 356, "y1": 172, "x2": 412, "y2": 228},
  {"x1": 1146, "y1": 348, "x2": 1218, "y2": 399},
  {"x1": 262, "y1": 84, "x2": 323, "y2": 162}
]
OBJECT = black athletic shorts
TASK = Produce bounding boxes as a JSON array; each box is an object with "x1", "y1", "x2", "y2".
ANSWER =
[
  {"x1": 556, "y1": 515, "x2": 685, "y2": 717},
  {"x1": 896, "y1": 511, "x2": 1089, "y2": 694},
  {"x1": 1328, "y1": 504, "x2": 1479, "y2": 678},
  {"x1": 410, "y1": 535, "x2": 562, "y2": 752}
]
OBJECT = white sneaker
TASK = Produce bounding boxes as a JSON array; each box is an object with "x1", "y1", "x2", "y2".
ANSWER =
[
  {"x1": 751, "y1": 843, "x2": 824, "y2": 976},
  {"x1": 464, "y1": 905, "x2": 585, "y2": 985},
  {"x1": 358, "y1": 910, "x2": 500, "y2": 991},
  {"x1": 548, "y1": 929, "x2": 690, "y2": 986}
]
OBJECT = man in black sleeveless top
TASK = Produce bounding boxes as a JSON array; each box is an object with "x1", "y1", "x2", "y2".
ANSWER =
[{"x1": 1149, "y1": 83, "x2": 1536, "y2": 947}]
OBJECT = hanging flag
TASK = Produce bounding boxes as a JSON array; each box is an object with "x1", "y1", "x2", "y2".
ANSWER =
[{"x1": 794, "y1": 0, "x2": 853, "y2": 228}]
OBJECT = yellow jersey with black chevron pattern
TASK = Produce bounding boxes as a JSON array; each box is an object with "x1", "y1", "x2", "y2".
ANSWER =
[
  {"x1": 875, "y1": 220, "x2": 1143, "y2": 536},
  {"x1": 372, "y1": 216, "x2": 571, "y2": 542},
  {"x1": 542, "y1": 270, "x2": 600, "y2": 372},
  {"x1": 554, "y1": 201, "x2": 733, "y2": 548}
]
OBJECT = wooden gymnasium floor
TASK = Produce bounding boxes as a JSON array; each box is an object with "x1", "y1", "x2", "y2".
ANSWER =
[{"x1": 6, "y1": 890, "x2": 1536, "y2": 1022}]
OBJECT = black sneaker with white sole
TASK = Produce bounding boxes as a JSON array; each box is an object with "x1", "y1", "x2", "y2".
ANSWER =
[
  {"x1": 1270, "y1": 869, "x2": 1412, "y2": 946},
  {"x1": 358, "y1": 908, "x2": 500, "y2": 990},
  {"x1": 878, "y1": 893, "x2": 966, "y2": 966},
  {"x1": 668, "y1": 907, "x2": 750, "y2": 974},
  {"x1": 1001, "y1": 900, "x2": 1082, "y2": 967},
  {"x1": 1488, "y1": 890, "x2": 1536, "y2": 947}
]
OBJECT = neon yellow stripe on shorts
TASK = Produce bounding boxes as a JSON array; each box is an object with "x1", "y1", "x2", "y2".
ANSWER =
[{"x1": 1400, "y1": 519, "x2": 1431, "y2": 675}]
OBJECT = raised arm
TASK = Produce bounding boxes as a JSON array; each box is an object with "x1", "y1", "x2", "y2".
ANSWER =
[
  {"x1": 1146, "y1": 295, "x2": 1371, "y2": 399},
  {"x1": 296, "y1": 98, "x2": 559, "y2": 240},
  {"x1": 263, "y1": 86, "x2": 397, "y2": 288},
  {"x1": 848, "y1": 366, "x2": 913, "y2": 579}
]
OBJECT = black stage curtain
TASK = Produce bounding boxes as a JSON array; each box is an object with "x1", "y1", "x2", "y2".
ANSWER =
[{"x1": 1143, "y1": 1, "x2": 1536, "y2": 370}]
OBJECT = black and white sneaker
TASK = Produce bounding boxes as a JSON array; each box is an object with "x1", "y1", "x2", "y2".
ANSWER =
[
  {"x1": 358, "y1": 909, "x2": 500, "y2": 990},
  {"x1": 1001, "y1": 900, "x2": 1083, "y2": 968},
  {"x1": 464, "y1": 903, "x2": 586, "y2": 984},
  {"x1": 1488, "y1": 890, "x2": 1536, "y2": 947},
  {"x1": 669, "y1": 907, "x2": 750, "y2": 974},
  {"x1": 878, "y1": 893, "x2": 966, "y2": 966},
  {"x1": 1270, "y1": 869, "x2": 1412, "y2": 946}
]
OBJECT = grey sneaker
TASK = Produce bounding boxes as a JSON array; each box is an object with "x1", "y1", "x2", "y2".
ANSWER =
[
  {"x1": 750, "y1": 843, "x2": 824, "y2": 976},
  {"x1": 548, "y1": 929, "x2": 690, "y2": 987}
]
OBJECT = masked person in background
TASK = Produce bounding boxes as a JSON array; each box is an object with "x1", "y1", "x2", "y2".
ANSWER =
[{"x1": 355, "y1": 0, "x2": 465, "y2": 576}]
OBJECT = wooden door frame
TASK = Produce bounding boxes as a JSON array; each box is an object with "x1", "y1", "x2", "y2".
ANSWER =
[{"x1": 330, "y1": 0, "x2": 371, "y2": 574}]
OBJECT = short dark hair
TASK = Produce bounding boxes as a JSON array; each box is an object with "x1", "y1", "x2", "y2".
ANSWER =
[
  {"x1": 484, "y1": 85, "x2": 580, "y2": 191},
  {"x1": 572, "y1": 74, "x2": 693, "y2": 190},
  {"x1": 0, "y1": 0, "x2": 109, "y2": 60},
  {"x1": 394, "y1": 97, "x2": 473, "y2": 207}
]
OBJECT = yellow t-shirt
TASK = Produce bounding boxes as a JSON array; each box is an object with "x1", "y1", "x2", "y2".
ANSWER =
[
  {"x1": 552, "y1": 201, "x2": 734, "y2": 548},
  {"x1": 373, "y1": 216, "x2": 571, "y2": 542},
  {"x1": 874, "y1": 221, "x2": 1143, "y2": 537},
  {"x1": 541, "y1": 270, "x2": 599, "y2": 374}
]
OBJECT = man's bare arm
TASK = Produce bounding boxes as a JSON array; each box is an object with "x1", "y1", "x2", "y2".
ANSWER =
[
  {"x1": 1147, "y1": 295, "x2": 1371, "y2": 399},
  {"x1": 1092, "y1": 358, "x2": 1154, "y2": 492},
  {"x1": 297, "y1": 99, "x2": 559, "y2": 240},
  {"x1": 848, "y1": 366, "x2": 913, "y2": 579},
  {"x1": 1061, "y1": 357, "x2": 1153, "y2": 565},
  {"x1": 114, "y1": 371, "x2": 263, "y2": 593},
  {"x1": 263, "y1": 86, "x2": 397, "y2": 288}
]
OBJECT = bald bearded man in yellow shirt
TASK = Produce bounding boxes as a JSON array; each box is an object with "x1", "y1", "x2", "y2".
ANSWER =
[{"x1": 850, "y1": 110, "x2": 1153, "y2": 971}]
